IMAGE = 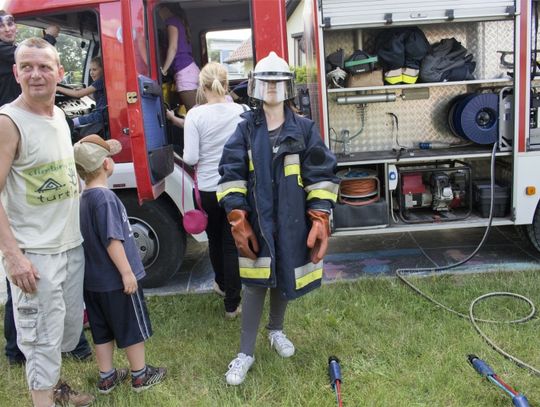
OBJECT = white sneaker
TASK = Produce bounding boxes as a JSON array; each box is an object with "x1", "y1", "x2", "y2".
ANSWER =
[
  {"x1": 268, "y1": 330, "x2": 295, "y2": 358},
  {"x1": 213, "y1": 281, "x2": 225, "y2": 297},
  {"x1": 225, "y1": 353, "x2": 254, "y2": 385}
]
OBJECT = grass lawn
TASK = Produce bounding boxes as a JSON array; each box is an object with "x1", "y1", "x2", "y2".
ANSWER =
[{"x1": 1, "y1": 270, "x2": 539, "y2": 406}]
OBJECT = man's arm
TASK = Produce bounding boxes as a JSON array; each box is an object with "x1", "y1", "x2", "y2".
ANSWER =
[
  {"x1": 106, "y1": 239, "x2": 138, "y2": 295},
  {"x1": 0, "y1": 115, "x2": 40, "y2": 293}
]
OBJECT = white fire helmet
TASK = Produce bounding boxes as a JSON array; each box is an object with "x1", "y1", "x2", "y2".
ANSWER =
[{"x1": 248, "y1": 51, "x2": 296, "y2": 103}]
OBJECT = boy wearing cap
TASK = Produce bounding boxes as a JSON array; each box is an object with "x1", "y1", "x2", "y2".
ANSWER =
[{"x1": 73, "y1": 134, "x2": 166, "y2": 394}]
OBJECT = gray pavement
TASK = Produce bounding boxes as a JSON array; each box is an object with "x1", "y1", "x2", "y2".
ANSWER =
[
  {"x1": 144, "y1": 225, "x2": 540, "y2": 296},
  {"x1": 2, "y1": 225, "x2": 539, "y2": 303}
]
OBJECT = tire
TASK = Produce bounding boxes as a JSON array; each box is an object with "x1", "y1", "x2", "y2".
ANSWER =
[
  {"x1": 522, "y1": 202, "x2": 540, "y2": 253},
  {"x1": 117, "y1": 190, "x2": 186, "y2": 288}
]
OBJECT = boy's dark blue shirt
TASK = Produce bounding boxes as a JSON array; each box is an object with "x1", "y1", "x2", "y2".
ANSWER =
[
  {"x1": 80, "y1": 187, "x2": 145, "y2": 292},
  {"x1": 91, "y1": 77, "x2": 106, "y2": 112}
]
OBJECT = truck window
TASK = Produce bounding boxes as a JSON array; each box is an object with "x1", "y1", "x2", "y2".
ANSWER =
[
  {"x1": 205, "y1": 29, "x2": 252, "y2": 80},
  {"x1": 16, "y1": 24, "x2": 89, "y2": 86}
]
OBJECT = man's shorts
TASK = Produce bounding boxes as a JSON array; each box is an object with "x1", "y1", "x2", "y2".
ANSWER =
[
  {"x1": 84, "y1": 285, "x2": 152, "y2": 349},
  {"x1": 174, "y1": 62, "x2": 200, "y2": 92}
]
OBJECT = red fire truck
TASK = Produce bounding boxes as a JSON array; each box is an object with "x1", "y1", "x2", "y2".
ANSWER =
[
  {"x1": 4, "y1": 0, "x2": 289, "y2": 287},
  {"x1": 5, "y1": 0, "x2": 540, "y2": 287}
]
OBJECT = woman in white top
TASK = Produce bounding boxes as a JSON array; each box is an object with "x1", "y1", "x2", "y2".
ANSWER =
[{"x1": 181, "y1": 62, "x2": 246, "y2": 318}]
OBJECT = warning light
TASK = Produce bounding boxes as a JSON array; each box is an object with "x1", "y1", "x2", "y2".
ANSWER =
[{"x1": 526, "y1": 186, "x2": 536, "y2": 196}]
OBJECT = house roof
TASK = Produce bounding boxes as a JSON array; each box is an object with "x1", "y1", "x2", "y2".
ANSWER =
[
  {"x1": 224, "y1": 38, "x2": 252, "y2": 63},
  {"x1": 286, "y1": 0, "x2": 302, "y2": 18}
]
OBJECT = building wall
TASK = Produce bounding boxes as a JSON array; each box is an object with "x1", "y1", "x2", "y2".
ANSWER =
[{"x1": 287, "y1": 0, "x2": 305, "y2": 65}]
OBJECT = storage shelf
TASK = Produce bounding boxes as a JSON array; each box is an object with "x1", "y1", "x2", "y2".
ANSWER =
[
  {"x1": 335, "y1": 146, "x2": 512, "y2": 166},
  {"x1": 327, "y1": 78, "x2": 513, "y2": 94}
]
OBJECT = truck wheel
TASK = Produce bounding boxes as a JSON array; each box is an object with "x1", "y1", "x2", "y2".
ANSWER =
[
  {"x1": 117, "y1": 191, "x2": 186, "y2": 288},
  {"x1": 522, "y1": 203, "x2": 540, "y2": 253}
]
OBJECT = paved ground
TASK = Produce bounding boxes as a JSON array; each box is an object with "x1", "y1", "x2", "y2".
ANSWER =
[
  {"x1": 144, "y1": 225, "x2": 540, "y2": 296},
  {"x1": 2, "y1": 225, "x2": 539, "y2": 303}
]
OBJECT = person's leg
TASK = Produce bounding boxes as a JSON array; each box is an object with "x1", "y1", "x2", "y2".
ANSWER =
[
  {"x1": 199, "y1": 190, "x2": 225, "y2": 293},
  {"x1": 95, "y1": 341, "x2": 128, "y2": 395},
  {"x1": 175, "y1": 63, "x2": 199, "y2": 111},
  {"x1": 12, "y1": 252, "x2": 65, "y2": 406},
  {"x1": 266, "y1": 288, "x2": 294, "y2": 358},
  {"x1": 179, "y1": 90, "x2": 197, "y2": 111},
  {"x1": 115, "y1": 287, "x2": 165, "y2": 392},
  {"x1": 124, "y1": 341, "x2": 145, "y2": 372},
  {"x1": 64, "y1": 330, "x2": 92, "y2": 360},
  {"x1": 225, "y1": 286, "x2": 266, "y2": 385},
  {"x1": 95, "y1": 341, "x2": 115, "y2": 373},
  {"x1": 4, "y1": 278, "x2": 25, "y2": 364},
  {"x1": 239, "y1": 286, "x2": 267, "y2": 356},
  {"x1": 266, "y1": 288, "x2": 289, "y2": 331},
  {"x1": 61, "y1": 246, "x2": 84, "y2": 353},
  {"x1": 221, "y1": 210, "x2": 241, "y2": 313}
]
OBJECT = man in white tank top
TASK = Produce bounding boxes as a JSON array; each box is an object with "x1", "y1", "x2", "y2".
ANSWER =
[{"x1": 0, "y1": 38, "x2": 93, "y2": 407}]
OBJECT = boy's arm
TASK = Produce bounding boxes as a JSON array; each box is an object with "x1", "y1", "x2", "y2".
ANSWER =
[{"x1": 106, "y1": 239, "x2": 138, "y2": 295}]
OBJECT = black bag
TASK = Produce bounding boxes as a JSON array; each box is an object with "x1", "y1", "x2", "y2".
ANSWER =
[{"x1": 419, "y1": 38, "x2": 476, "y2": 83}]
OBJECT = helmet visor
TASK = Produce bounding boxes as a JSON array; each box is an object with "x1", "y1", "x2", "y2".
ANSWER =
[{"x1": 248, "y1": 78, "x2": 295, "y2": 103}]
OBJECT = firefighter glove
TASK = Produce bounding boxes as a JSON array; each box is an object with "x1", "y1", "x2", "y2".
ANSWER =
[
  {"x1": 228, "y1": 209, "x2": 259, "y2": 260},
  {"x1": 306, "y1": 209, "x2": 330, "y2": 264}
]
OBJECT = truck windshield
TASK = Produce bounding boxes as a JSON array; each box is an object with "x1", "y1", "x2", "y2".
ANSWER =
[{"x1": 16, "y1": 24, "x2": 89, "y2": 86}]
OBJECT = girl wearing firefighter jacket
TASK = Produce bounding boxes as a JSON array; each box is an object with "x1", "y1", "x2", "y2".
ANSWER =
[{"x1": 217, "y1": 52, "x2": 339, "y2": 385}]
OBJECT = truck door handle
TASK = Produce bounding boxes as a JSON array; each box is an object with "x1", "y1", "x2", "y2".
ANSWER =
[{"x1": 141, "y1": 81, "x2": 162, "y2": 97}]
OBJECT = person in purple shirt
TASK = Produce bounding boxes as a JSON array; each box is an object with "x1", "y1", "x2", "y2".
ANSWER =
[{"x1": 159, "y1": 4, "x2": 200, "y2": 111}]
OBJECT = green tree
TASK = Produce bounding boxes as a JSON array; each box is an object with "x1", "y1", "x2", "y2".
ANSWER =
[{"x1": 16, "y1": 24, "x2": 87, "y2": 83}]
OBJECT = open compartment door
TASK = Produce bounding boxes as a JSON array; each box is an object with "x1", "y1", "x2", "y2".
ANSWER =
[{"x1": 121, "y1": 0, "x2": 173, "y2": 203}]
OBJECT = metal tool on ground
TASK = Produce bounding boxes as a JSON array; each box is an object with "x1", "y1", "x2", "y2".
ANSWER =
[
  {"x1": 468, "y1": 355, "x2": 530, "y2": 407},
  {"x1": 328, "y1": 356, "x2": 343, "y2": 407}
]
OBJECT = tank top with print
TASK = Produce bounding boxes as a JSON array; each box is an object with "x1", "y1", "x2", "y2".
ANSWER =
[{"x1": 0, "y1": 104, "x2": 82, "y2": 254}]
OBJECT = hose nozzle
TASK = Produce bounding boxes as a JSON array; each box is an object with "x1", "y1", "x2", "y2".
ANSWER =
[{"x1": 328, "y1": 356, "x2": 342, "y2": 385}]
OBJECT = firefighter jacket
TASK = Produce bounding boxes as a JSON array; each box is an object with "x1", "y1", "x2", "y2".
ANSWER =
[{"x1": 217, "y1": 106, "x2": 339, "y2": 300}]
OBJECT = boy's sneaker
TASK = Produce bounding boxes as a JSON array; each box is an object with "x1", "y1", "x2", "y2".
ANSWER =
[
  {"x1": 225, "y1": 353, "x2": 254, "y2": 386},
  {"x1": 225, "y1": 304, "x2": 242, "y2": 320},
  {"x1": 268, "y1": 330, "x2": 295, "y2": 358},
  {"x1": 54, "y1": 381, "x2": 95, "y2": 407},
  {"x1": 131, "y1": 365, "x2": 167, "y2": 392},
  {"x1": 98, "y1": 368, "x2": 128, "y2": 394}
]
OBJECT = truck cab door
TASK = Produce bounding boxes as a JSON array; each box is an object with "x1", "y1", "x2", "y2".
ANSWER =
[{"x1": 121, "y1": 0, "x2": 172, "y2": 203}]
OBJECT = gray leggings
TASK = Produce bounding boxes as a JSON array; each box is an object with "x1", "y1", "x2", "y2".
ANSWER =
[{"x1": 240, "y1": 286, "x2": 289, "y2": 356}]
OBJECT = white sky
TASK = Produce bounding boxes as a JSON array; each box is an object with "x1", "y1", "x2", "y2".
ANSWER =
[{"x1": 206, "y1": 28, "x2": 251, "y2": 40}]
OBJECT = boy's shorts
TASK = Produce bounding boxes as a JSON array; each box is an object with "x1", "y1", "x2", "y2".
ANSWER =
[
  {"x1": 84, "y1": 286, "x2": 152, "y2": 349},
  {"x1": 174, "y1": 62, "x2": 200, "y2": 92}
]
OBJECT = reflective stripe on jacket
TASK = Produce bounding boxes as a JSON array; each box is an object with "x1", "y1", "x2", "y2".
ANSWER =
[{"x1": 217, "y1": 106, "x2": 339, "y2": 300}]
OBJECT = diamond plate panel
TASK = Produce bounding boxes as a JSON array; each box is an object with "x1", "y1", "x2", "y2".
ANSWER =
[
  {"x1": 323, "y1": 19, "x2": 515, "y2": 155},
  {"x1": 328, "y1": 87, "x2": 470, "y2": 153}
]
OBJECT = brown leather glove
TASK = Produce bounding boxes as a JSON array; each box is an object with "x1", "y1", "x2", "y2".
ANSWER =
[
  {"x1": 227, "y1": 209, "x2": 259, "y2": 260},
  {"x1": 306, "y1": 209, "x2": 330, "y2": 263}
]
